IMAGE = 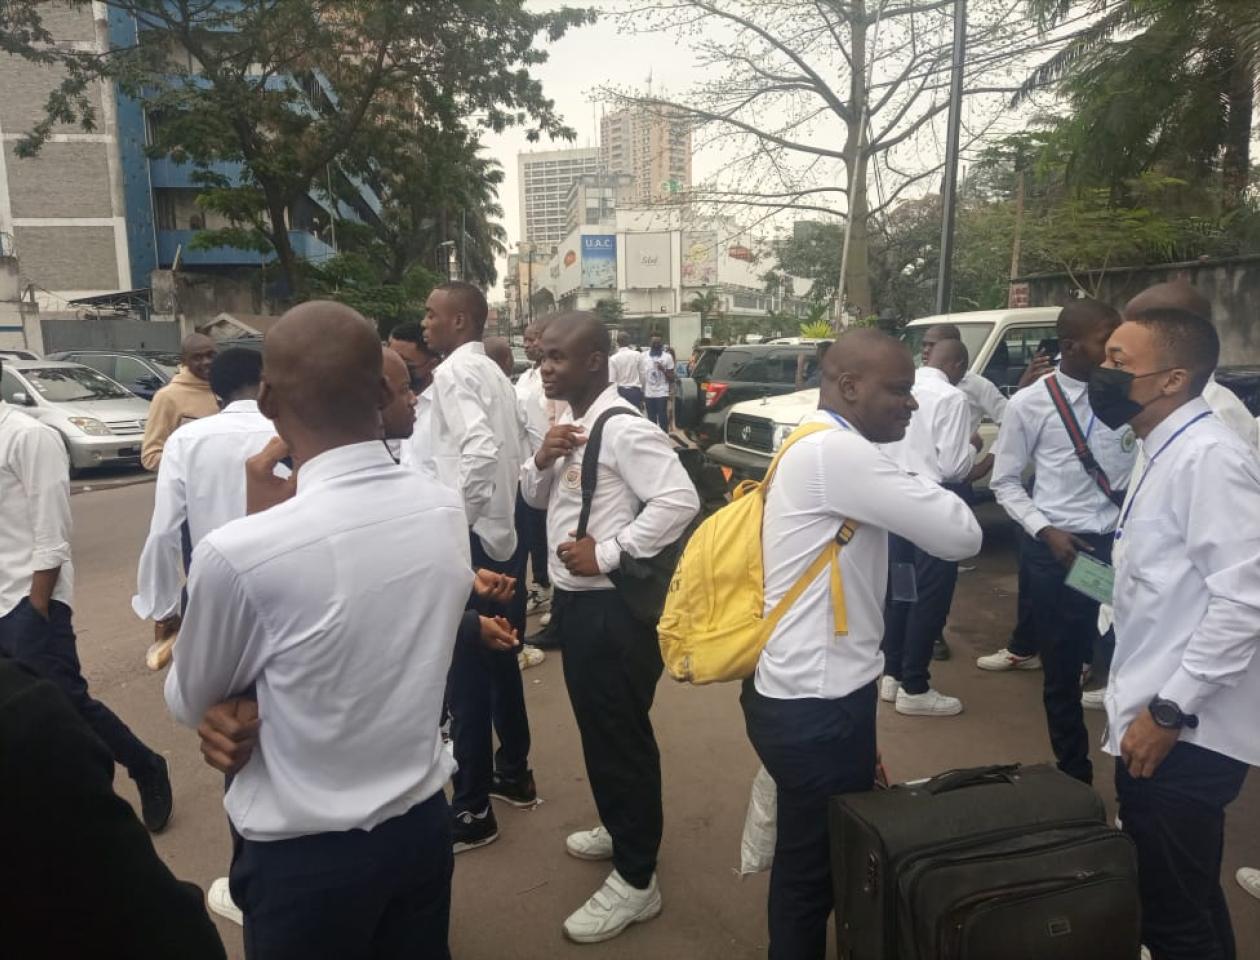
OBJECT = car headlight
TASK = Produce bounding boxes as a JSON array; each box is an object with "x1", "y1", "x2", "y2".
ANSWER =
[
  {"x1": 68, "y1": 417, "x2": 112, "y2": 437},
  {"x1": 772, "y1": 424, "x2": 793, "y2": 451}
]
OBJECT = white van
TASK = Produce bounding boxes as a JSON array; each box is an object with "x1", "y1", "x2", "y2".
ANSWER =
[{"x1": 705, "y1": 307, "x2": 1063, "y2": 482}]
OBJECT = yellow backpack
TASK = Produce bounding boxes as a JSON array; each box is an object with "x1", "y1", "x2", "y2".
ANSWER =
[{"x1": 658, "y1": 421, "x2": 857, "y2": 684}]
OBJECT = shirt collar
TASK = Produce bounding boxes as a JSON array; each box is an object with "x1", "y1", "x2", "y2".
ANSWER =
[
  {"x1": 222, "y1": 399, "x2": 260, "y2": 415},
  {"x1": 1054, "y1": 369, "x2": 1088, "y2": 401},
  {"x1": 296, "y1": 441, "x2": 396, "y2": 495},
  {"x1": 1143, "y1": 396, "x2": 1213, "y2": 453},
  {"x1": 450, "y1": 341, "x2": 486, "y2": 360},
  {"x1": 917, "y1": 366, "x2": 949, "y2": 386},
  {"x1": 574, "y1": 384, "x2": 625, "y2": 427}
]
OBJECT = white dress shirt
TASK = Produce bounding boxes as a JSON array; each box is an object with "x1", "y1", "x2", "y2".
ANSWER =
[
  {"x1": 132, "y1": 400, "x2": 278, "y2": 621},
  {"x1": 641, "y1": 351, "x2": 675, "y2": 399},
  {"x1": 1202, "y1": 376, "x2": 1259, "y2": 449},
  {"x1": 609, "y1": 347, "x2": 645, "y2": 390},
  {"x1": 519, "y1": 384, "x2": 699, "y2": 592},
  {"x1": 429, "y1": 341, "x2": 530, "y2": 561},
  {"x1": 514, "y1": 364, "x2": 548, "y2": 454},
  {"x1": 165, "y1": 442, "x2": 471, "y2": 841},
  {"x1": 400, "y1": 390, "x2": 436, "y2": 476},
  {"x1": 882, "y1": 367, "x2": 975, "y2": 484},
  {"x1": 991, "y1": 371, "x2": 1137, "y2": 537},
  {"x1": 1102, "y1": 398, "x2": 1260, "y2": 766},
  {"x1": 0, "y1": 404, "x2": 74, "y2": 616},
  {"x1": 756, "y1": 411, "x2": 983, "y2": 700},
  {"x1": 958, "y1": 371, "x2": 1008, "y2": 434}
]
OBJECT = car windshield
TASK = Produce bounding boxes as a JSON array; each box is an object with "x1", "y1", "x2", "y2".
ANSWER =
[
  {"x1": 149, "y1": 354, "x2": 181, "y2": 377},
  {"x1": 21, "y1": 366, "x2": 133, "y2": 402},
  {"x1": 902, "y1": 323, "x2": 994, "y2": 369},
  {"x1": 692, "y1": 348, "x2": 722, "y2": 380}
]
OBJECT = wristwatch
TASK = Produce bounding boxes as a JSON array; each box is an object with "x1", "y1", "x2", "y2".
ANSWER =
[{"x1": 1148, "y1": 696, "x2": 1199, "y2": 730}]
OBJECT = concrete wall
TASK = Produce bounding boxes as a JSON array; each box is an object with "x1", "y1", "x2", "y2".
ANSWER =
[
  {"x1": 40, "y1": 314, "x2": 180, "y2": 353},
  {"x1": 1015, "y1": 256, "x2": 1260, "y2": 365}
]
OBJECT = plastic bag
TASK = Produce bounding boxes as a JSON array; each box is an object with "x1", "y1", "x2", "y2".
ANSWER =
[{"x1": 739, "y1": 765, "x2": 777, "y2": 876}]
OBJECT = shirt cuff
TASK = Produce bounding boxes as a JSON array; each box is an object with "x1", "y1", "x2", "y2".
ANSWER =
[
  {"x1": 31, "y1": 543, "x2": 71, "y2": 571},
  {"x1": 1159, "y1": 665, "x2": 1217, "y2": 717},
  {"x1": 595, "y1": 538, "x2": 622, "y2": 575},
  {"x1": 1021, "y1": 510, "x2": 1053, "y2": 540}
]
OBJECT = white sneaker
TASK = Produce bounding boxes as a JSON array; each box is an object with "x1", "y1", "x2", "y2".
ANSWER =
[
  {"x1": 563, "y1": 870, "x2": 662, "y2": 944},
  {"x1": 526, "y1": 587, "x2": 552, "y2": 614},
  {"x1": 518, "y1": 645, "x2": 546, "y2": 670},
  {"x1": 1081, "y1": 688, "x2": 1106, "y2": 711},
  {"x1": 896, "y1": 688, "x2": 963, "y2": 717},
  {"x1": 539, "y1": 611, "x2": 552, "y2": 627},
  {"x1": 879, "y1": 676, "x2": 900, "y2": 703},
  {"x1": 1141, "y1": 947, "x2": 1151, "y2": 960},
  {"x1": 566, "y1": 825, "x2": 614, "y2": 861},
  {"x1": 976, "y1": 648, "x2": 1042, "y2": 671},
  {"x1": 1237, "y1": 867, "x2": 1260, "y2": 900},
  {"x1": 207, "y1": 877, "x2": 243, "y2": 926}
]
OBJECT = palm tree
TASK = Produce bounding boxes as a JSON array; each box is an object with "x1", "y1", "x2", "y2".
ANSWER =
[{"x1": 1019, "y1": 0, "x2": 1258, "y2": 207}]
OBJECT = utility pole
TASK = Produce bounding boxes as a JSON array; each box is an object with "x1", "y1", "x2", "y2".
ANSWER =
[
  {"x1": 935, "y1": 0, "x2": 967, "y2": 315},
  {"x1": 460, "y1": 208, "x2": 467, "y2": 282},
  {"x1": 524, "y1": 242, "x2": 534, "y2": 326},
  {"x1": 1009, "y1": 167, "x2": 1025, "y2": 281}
]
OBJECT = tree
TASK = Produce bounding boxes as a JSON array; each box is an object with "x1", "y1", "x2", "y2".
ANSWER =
[
  {"x1": 687, "y1": 288, "x2": 722, "y2": 321},
  {"x1": 1018, "y1": 0, "x2": 1259, "y2": 207},
  {"x1": 606, "y1": 1, "x2": 1034, "y2": 314},
  {"x1": 594, "y1": 297, "x2": 625, "y2": 324},
  {"x1": 9, "y1": 0, "x2": 593, "y2": 295}
]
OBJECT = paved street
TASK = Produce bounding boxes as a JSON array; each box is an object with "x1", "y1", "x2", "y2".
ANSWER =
[{"x1": 72, "y1": 486, "x2": 1260, "y2": 959}]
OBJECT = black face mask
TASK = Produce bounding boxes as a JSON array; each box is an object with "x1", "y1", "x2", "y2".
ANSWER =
[{"x1": 1087, "y1": 366, "x2": 1172, "y2": 430}]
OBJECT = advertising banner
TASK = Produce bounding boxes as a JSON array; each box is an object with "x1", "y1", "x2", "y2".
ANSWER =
[
  {"x1": 625, "y1": 232, "x2": 673, "y2": 289},
  {"x1": 581, "y1": 234, "x2": 617, "y2": 288},
  {"x1": 681, "y1": 230, "x2": 718, "y2": 286}
]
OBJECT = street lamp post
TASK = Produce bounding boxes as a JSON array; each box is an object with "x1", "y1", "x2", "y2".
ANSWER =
[{"x1": 935, "y1": 0, "x2": 967, "y2": 315}]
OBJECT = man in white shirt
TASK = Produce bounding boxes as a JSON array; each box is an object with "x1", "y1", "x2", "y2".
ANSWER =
[
  {"x1": 640, "y1": 333, "x2": 674, "y2": 431},
  {"x1": 745, "y1": 330, "x2": 981, "y2": 959},
  {"x1": 608, "y1": 330, "x2": 644, "y2": 408},
  {"x1": 990, "y1": 299, "x2": 1136, "y2": 785},
  {"x1": 387, "y1": 322, "x2": 441, "y2": 475},
  {"x1": 520, "y1": 312, "x2": 699, "y2": 944},
  {"x1": 880, "y1": 339, "x2": 985, "y2": 717},
  {"x1": 918, "y1": 322, "x2": 1007, "y2": 433},
  {"x1": 423, "y1": 281, "x2": 538, "y2": 850},
  {"x1": 166, "y1": 302, "x2": 472, "y2": 956},
  {"x1": 133, "y1": 348, "x2": 276, "y2": 636},
  {"x1": 1092, "y1": 305, "x2": 1260, "y2": 960},
  {"x1": 0, "y1": 359, "x2": 172, "y2": 832},
  {"x1": 513, "y1": 322, "x2": 554, "y2": 603}
]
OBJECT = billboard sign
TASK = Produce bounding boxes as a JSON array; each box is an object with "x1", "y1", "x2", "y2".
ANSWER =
[
  {"x1": 681, "y1": 230, "x2": 718, "y2": 286},
  {"x1": 625, "y1": 232, "x2": 673, "y2": 289},
  {"x1": 581, "y1": 234, "x2": 617, "y2": 288}
]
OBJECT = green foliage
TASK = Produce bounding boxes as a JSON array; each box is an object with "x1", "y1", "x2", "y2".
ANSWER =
[
  {"x1": 305, "y1": 254, "x2": 441, "y2": 337},
  {"x1": 594, "y1": 298, "x2": 624, "y2": 324},
  {"x1": 799, "y1": 320, "x2": 833, "y2": 339},
  {"x1": 687, "y1": 289, "x2": 722, "y2": 321}
]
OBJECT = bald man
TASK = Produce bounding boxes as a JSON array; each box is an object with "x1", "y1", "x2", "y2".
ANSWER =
[
  {"x1": 141, "y1": 333, "x2": 220, "y2": 471},
  {"x1": 165, "y1": 301, "x2": 472, "y2": 958},
  {"x1": 747, "y1": 329, "x2": 981, "y2": 959},
  {"x1": 879, "y1": 338, "x2": 985, "y2": 717},
  {"x1": 380, "y1": 346, "x2": 418, "y2": 445},
  {"x1": 990, "y1": 299, "x2": 1137, "y2": 786},
  {"x1": 520, "y1": 311, "x2": 699, "y2": 943}
]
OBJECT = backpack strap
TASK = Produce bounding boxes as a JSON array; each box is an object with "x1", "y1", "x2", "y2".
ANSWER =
[
  {"x1": 575, "y1": 407, "x2": 641, "y2": 540},
  {"x1": 1044, "y1": 375, "x2": 1125, "y2": 508}
]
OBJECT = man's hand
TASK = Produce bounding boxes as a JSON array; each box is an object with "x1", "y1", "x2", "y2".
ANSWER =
[
  {"x1": 966, "y1": 453, "x2": 995, "y2": 483},
  {"x1": 473, "y1": 569, "x2": 516, "y2": 605},
  {"x1": 1037, "y1": 526, "x2": 1093, "y2": 569},
  {"x1": 479, "y1": 615, "x2": 520, "y2": 653},
  {"x1": 535, "y1": 424, "x2": 585, "y2": 470},
  {"x1": 198, "y1": 697, "x2": 261, "y2": 776},
  {"x1": 970, "y1": 432, "x2": 984, "y2": 452},
  {"x1": 1121, "y1": 709, "x2": 1181, "y2": 779},
  {"x1": 1017, "y1": 353, "x2": 1053, "y2": 390},
  {"x1": 557, "y1": 534, "x2": 601, "y2": 577},
  {"x1": 246, "y1": 437, "x2": 297, "y2": 515}
]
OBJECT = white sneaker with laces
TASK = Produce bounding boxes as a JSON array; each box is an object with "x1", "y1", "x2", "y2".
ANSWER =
[
  {"x1": 896, "y1": 688, "x2": 963, "y2": 717},
  {"x1": 563, "y1": 870, "x2": 661, "y2": 944},
  {"x1": 1081, "y1": 688, "x2": 1106, "y2": 711},
  {"x1": 518, "y1": 645, "x2": 546, "y2": 670},
  {"x1": 976, "y1": 648, "x2": 1042, "y2": 671},
  {"x1": 566, "y1": 825, "x2": 614, "y2": 861},
  {"x1": 1237, "y1": 867, "x2": 1260, "y2": 900},
  {"x1": 207, "y1": 877, "x2": 243, "y2": 926},
  {"x1": 879, "y1": 676, "x2": 900, "y2": 703}
]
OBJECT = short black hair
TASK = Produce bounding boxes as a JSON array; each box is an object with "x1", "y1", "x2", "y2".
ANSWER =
[
  {"x1": 1058, "y1": 298, "x2": 1120, "y2": 341},
  {"x1": 209, "y1": 347, "x2": 263, "y2": 402},
  {"x1": 436, "y1": 281, "x2": 488, "y2": 333},
  {"x1": 389, "y1": 321, "x2": 436, "y2": 356},
  {"x1": 1129, "y1": 306, "x2": 1220, "y2": 395}
]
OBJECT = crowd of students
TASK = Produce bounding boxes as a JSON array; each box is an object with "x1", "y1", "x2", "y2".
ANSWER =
[{"x1": 0, "y1": 278, "x2": 1257, "y2": 960}]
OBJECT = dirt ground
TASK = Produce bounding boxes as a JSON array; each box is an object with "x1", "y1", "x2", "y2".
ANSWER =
[{"x1": 68, "y1": 485, "x2": 1260, "y2": 959}]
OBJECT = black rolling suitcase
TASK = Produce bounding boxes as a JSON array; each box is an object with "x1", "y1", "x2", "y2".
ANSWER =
[{"x1": 830, "y1": 764, "x2": 1141, "y2": 960}]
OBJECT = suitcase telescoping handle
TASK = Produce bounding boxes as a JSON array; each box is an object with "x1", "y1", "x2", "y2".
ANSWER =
[{"x1": 920, "y1": 764, "x2": 1021, "y2": 796}]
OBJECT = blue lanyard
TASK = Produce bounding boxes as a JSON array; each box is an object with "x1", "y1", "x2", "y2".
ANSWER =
[
  {"x1": 1084, "y1": 413, "x2": 1096, "y2": 441},
  {"x1": 827, "y1": 411, "x2": 854, "y2": 432},
  {"x1": 1115, "y1": 411, "x2": 1212, "y2": 538}
]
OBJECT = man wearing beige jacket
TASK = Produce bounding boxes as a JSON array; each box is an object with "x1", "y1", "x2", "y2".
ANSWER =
[{"x1": 141, "y1": 334, "x2": 219, "y2": 471}]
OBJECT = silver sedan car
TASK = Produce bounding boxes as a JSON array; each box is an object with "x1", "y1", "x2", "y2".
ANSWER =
[{"x1": 0, "y1": 359, "x2": 151, "y2": 475}]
